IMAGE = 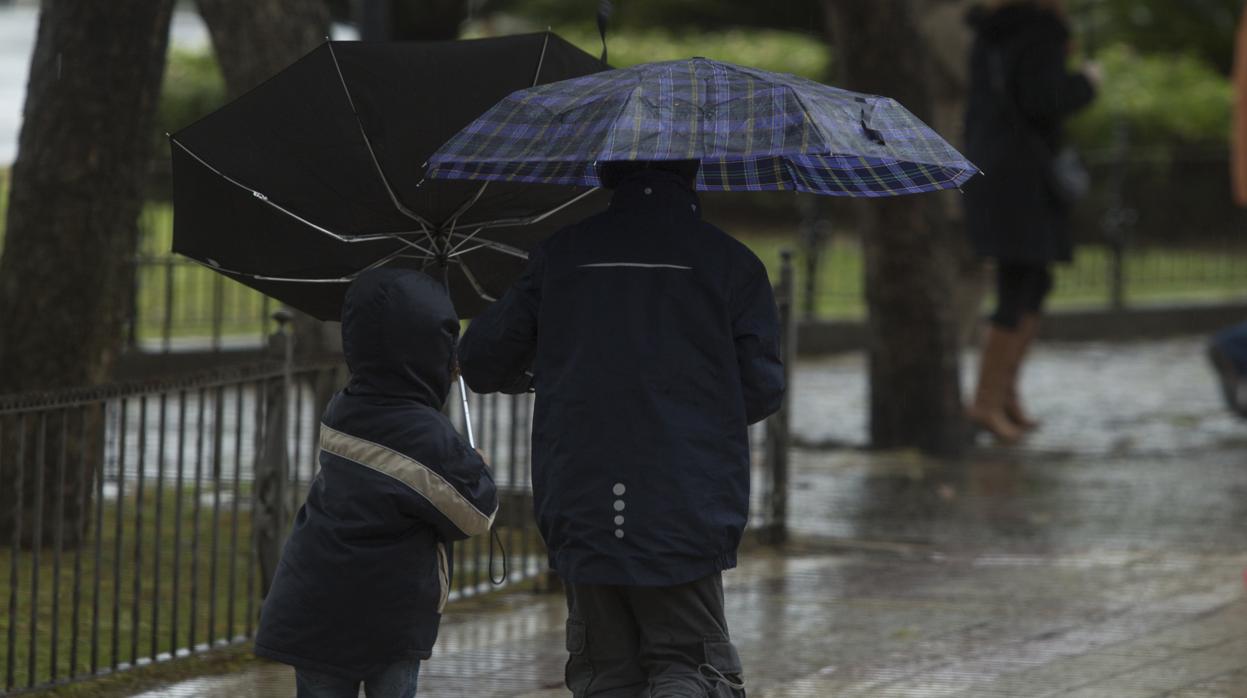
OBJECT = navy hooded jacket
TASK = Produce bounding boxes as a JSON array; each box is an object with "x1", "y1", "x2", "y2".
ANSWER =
[
  {"x1": 255, "y1": 269, "x2": 498, "y2": 678},
  {"x1": 459, "y1": 170, "x2": 784, "y2": 587}
]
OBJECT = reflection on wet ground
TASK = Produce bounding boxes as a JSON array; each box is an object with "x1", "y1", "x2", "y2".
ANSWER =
[{"x1": 136, "y1": 338, "x2": 1247, "y2": 697}]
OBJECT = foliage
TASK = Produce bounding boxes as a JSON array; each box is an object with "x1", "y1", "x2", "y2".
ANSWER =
[
  {"x1": 1067, "y1": 44, "x2": 1233, "y2": 155},
  {"x1": 1068, "y1": 0, "x2": 1240, "y2": 74},
  {"x1": 478, "y1": 0, "x2": 824, "y2": 35},
  {"x1": 155, "y1": 49, "x2": 226, "y2": 141},
  {"x1": 469, "y1": 24, "x2": 831, "y2": 79}
]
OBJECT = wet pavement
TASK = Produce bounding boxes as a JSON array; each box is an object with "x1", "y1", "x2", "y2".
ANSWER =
[{"x1": 134, "y1": 337, "x2": 1247, "y2": 697}]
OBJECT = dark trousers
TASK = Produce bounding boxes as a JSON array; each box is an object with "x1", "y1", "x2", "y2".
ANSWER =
[
  {"x1": 991, "y1": 262, "x2": 1053, "y2": 329},
  {"x1": 564, "y1": 573, "x2": 745, "y2": 697},
  {"x1": 294, "y1": 658, "x2": 420, "y2": 698}
]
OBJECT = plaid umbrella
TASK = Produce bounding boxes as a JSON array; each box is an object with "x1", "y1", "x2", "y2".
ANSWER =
[{"x1": 426, "y1": 57, "x2": 978, "y2": 196}]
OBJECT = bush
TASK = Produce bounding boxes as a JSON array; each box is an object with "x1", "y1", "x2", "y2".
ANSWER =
[
  {"x1": 156, "y1": 48, "x2": 226, "y2": 141},
  {"x1": 485, "y1": 24, "x2": 831, "y2": 80},
  {"x1": 1068, "y1": 44, "x2": 1232, "y2": 156}
]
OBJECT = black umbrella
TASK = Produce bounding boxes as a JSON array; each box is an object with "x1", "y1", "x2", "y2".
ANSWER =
[{"x1": 170, "y1": 32, "x2": 609, "y2": 321}]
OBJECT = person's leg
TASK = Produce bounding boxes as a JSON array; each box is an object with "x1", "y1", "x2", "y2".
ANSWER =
[
  {"x1": 295, "y1": 667, "x2": 362, "y2": 698},
  {"x1": 1210, "y1": 321, "x2": 1247, "y2": 417},
  {"x1": 1004, "y1": 266, "x2": 1053, "y2": 430},
  {"x1": 968, "y1": 263, "x2": 1026, "y2": 444},
  {"x1": 363, "y1": 658, "x2": 421, "y2": 698},
  {"x1": 564, "y1": 583, "x2": 647, "y2": 697},
  {"x1": 627, "y1": 574, "x2": 745, "y2": 698}
]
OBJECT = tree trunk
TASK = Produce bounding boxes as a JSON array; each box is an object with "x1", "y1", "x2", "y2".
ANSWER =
[
  {"x1": 358, "y1": 0, "x2": 466, "y2": 41},
  {"x1": 195, "y1": 0, "x2": 331, "y2": 97},
  {"x1": 0, "y1": 1, "x2": 175, "y2": 545},
  {"x1": 823, "y1": 1, "x2": 968, "y2": 455}
]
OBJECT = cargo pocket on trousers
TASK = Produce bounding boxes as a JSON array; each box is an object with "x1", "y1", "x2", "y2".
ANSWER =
[
  {"x1": 700, "y1": 638, "x2": 745, "y2": 694},
  {"x1": 564, "y1": 619, "x2": 592, "y2": 696}
]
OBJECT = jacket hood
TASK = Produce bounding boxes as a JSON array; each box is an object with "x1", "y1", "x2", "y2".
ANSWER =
[
  {"x1": 967, "y1": 2, "x2": 1067, "y2": 42},
  {"x1": 341, "y1": 268, "x2": 460, "y2": 407}
]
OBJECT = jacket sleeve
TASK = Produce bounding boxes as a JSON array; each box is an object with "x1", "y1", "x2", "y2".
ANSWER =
[
  {"x1": 731, "y1": 252, "x2": 785, "y2": 425},
  {"x1": 1014, "y1": 36, "x2": 1095, "y2": 122},
  {"x1": 407, "y1": 436, "x2": 499, "y2": 542},
  {"x1": 458, "y1": 246, "x2": 544, "y2": 394}
]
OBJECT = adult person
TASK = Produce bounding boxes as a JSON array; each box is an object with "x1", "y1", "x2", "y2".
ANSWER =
[
  {"x1": 963, "y1": 0, "x2": 1100, "y2": 443},
  {"x1": 458, "y1": 160, "x2": 785, "y2": 697}
]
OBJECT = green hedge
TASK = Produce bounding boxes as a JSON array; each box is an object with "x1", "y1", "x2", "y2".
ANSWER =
[
  {"x1": 481, "y1": 25, "x2": 831, "y2": 79},
  {"x1": 156, "y1": 48, "x2": 226, "y2": 142},
  {"x1": 1068, "y1": 44, "x2": 1232, "y2": 155}
]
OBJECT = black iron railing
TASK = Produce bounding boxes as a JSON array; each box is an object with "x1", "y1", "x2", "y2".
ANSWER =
[{"x1": 0, "y1": 254, "x2": 797, "y2": 693}]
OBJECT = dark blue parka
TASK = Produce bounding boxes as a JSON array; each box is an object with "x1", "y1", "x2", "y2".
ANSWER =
[
  {"x1": 255, "y1": 269, "x2": 498, "y2": 678},
  {"x1": 459, "y1": 170, "x2": 784, "y2": 587}
]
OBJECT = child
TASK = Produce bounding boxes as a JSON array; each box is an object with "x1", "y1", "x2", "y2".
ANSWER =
[{"x1": 256, "y1": 268, "x2": 498, "y2": 698}]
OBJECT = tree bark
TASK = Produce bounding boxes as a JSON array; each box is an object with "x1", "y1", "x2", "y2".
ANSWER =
[
  {"x1": 0, "y1": 0, "x2": 175, "y2": 544},
  {"x1": 823, "y1": 0, "x2": 968, "y2": 456},
  {"x1": 195, "y1": 0, "x2": 331, "y2": 97},
  {"x1": 359, "y1": 0, "x2": 466, "y2": 41}
]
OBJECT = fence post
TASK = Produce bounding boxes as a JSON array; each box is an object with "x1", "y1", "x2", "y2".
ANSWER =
[
  {"x1": 254, "y1": 309, "x2": 292, "y2": 599},
  {"x1": 798, "y1": 197, "x2": 820, "y2": 320},
  {"x1": 1103, "y1": 119, "x2": 1134, "y2": 312},
  {"x1": 764, "y1": 251, "x2": 795, "y2": 544}
]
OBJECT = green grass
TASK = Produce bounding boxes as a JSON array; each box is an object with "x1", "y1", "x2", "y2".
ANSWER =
[
  {"x1": 133, "y1": 203, "x2": 271, "y2": 344},
  {"x1": 0, "y1": 486, "x2": 258, "y2": 693},
  {"x1": 4, "y1": 169, "x2": 1246, "y2": 339},
  {"x1": 735, "y1": 227, "x2": 1247, "y2": 319},
  {"x1": 532, "y1": 26, "x2": 831, "y2": 78}
]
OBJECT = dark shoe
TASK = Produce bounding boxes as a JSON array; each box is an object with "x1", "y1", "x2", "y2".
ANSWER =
[{"x1": 1208, "y1": 342, "x2": 1247, "y2": 418}]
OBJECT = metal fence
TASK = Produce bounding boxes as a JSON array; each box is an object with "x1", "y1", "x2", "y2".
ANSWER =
[{"x1": 0, "y1": 258, "x2": 796, "y2": 693}]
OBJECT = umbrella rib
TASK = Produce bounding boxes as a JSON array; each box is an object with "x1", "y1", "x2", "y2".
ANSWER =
[
  {"x1": 172, "y1": 138, "x2": 371, "y2": 244},
  {"x1": 464, "y1": 187, "x2": 601, "y2": 232},
  {"x1": 532, "y1": 32, "x2": 551, "y2": 86},
  {"x1": 187, "y1": 245, "x2": 416, "y2": 285},
  {"x1": 441, "y1": 181, "x2": 491, "y2": 232},
  {"x1": 446, "y1": 226, "x2": 487, "y2": 257},
  {"x1": 326, "y1": 41, "x2": 436, "y2": 230},
  {"x1": 457, "y1": 238, "x2": 530, "y2": 260},
  {"x1": 451, "y1": 258, "x2": 499, "y2": 302},
  {"x1": 447, "y1": 242, "x2": 491, "y2": 259},
  {"x1": 433, "y1": 33, "x2": 552, "y2": 238}
]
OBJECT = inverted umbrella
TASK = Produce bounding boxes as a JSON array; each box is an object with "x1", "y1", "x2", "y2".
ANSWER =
[
  {"x1": 170, "y1": 32, "x2": 608, "y2": 321},
  {"x1": 426, "y1": 57, "x2": 977, "y2": 195}
]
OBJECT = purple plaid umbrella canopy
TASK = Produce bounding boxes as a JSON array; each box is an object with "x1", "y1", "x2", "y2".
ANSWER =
[{"x1": 426, "y1": 57, "x2": 978, "y2": 196}]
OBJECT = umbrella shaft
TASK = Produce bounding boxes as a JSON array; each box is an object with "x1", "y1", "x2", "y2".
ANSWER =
[{"x1": 459, "y1": 375, "x2": 476, "y2": 448}]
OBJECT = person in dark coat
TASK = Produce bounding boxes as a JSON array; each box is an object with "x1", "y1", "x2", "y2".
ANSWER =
[
  {"x1": 458, "y1": 160, "x2": 785, "y2": 697},
  {"x1": 255, "y1": 269, "x2": 498, "y2": 698},
  {"x1": 963, "y1": 0, "x2": 1099, "y2": 443},
  {"x1": 1209, "y1": 322, "x2": 1247, "y2": 418}
]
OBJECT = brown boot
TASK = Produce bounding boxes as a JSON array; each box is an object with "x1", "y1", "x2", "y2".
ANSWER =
[
  {"x1": 968, "y1": 325, "x2": 1025, "y2": 444},
  {"x1": 1004, "y1": 314, "x2": 1041, "y2": 431}
]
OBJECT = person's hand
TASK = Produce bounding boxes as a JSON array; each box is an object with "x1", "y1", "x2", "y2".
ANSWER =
[
  {"x1": 1082, "y1": 60, "x2": 1103, "y2": 89},
  {"x1": 475, "y1": 448, "x2": 490, "y2": 466}
]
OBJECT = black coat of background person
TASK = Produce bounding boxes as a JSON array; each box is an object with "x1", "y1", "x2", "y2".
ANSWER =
[
  {"x1": 458, "y1": 167, "x2": 786, "y2": 588},
  {"x1": 962, "y1": 3, "x2": 1096, "y2": 264},
  {"x1": 255, "y1": 269, "x2": 498, "y2": 678}
]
